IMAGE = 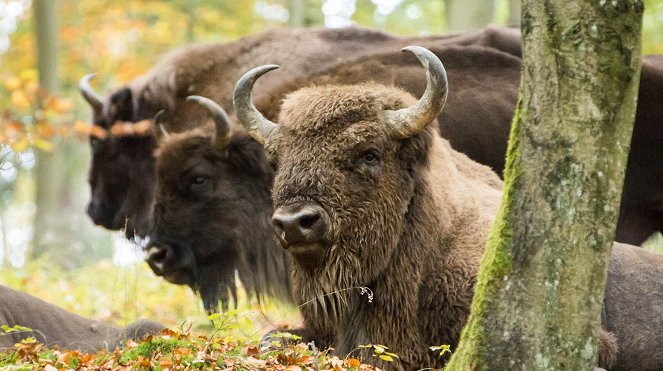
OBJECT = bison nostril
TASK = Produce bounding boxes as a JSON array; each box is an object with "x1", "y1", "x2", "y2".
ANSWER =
[
  {"x1": 299, "y1": 213, "x2": 319, "y2": 229},
  {"x1": 146, "y1": 244, "x2": 175, "y2": 274},
  {"x1": 272, "y1": 204, "x2": 328, "y2": 245},
  {"x1": 150, "y1": 247, "x2": 168, "y2": 262}
]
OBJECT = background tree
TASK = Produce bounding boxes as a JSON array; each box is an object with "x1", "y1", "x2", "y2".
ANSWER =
[
  {"x1": 446, "y1": 0, "x2": 494, "y2": 31},
  {"x1": 32, "y1": 0, "x2": 61, "y2": 260},
  {"x1": 446, "y1": 0, "x2": 643, "y2": 369}
]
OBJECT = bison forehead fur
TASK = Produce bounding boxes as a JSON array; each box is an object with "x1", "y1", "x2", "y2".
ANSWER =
[{"x1": 268, "y1": 82, "x2": 502, "y2": 367}]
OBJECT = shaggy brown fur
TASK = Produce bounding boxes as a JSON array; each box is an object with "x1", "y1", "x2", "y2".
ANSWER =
[
  {"x1": 148, "y1": 127, "x2": 291, "y2": 312},
  {"x1": 252, "y1": 77, "x2": 652, "y2": 369},
  {"x1": 81, "y1": 26, "x2": 522, "y2": 239},
  {"x1": 0, "y1": 286, "x2": 164, "y2": 353},
  {"x1": 142, "y1": 44, "x2": 522, "y2": 309}
]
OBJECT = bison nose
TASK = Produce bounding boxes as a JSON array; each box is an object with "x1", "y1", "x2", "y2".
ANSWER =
[
  {"x1": 272, "y1": 204, "x2": 328, "y2": 246},
  {"x1": 145, "y1": 243, "x2": 175, "y2": 275}
]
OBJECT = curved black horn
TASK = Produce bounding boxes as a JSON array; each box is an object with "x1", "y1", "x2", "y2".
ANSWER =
[
  {"x1": 79, "y1": 74, "x2": 103, "y2": 114},
  {"x1": 379, "y1": 46, "x2": 448, "y2": 139},
  {"x1": 233, "y1": 65, "x2": 279, "y2": 144},
  {"x1": 187, "y1": 95, "x2": 232, "y2": 150}
]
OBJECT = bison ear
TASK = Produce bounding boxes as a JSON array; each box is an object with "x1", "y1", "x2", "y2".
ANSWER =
[{"x1": 108, "y1": 87, "x2": 134, "y2": 122}]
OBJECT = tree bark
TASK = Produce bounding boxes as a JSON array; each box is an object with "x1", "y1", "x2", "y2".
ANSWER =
[
  {"x1": 446, "y1": 0, "x2": 643, "y2": 369},
  {"x1": 32, "y1": 0, "x2": 61, "y2": 259},
  {"x1": 445, "y1": 0, "x2": 494, "y2": 32}
]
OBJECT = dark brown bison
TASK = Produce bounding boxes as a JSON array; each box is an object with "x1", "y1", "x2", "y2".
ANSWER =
[
  {"x1": 144, "y1": 44, "x2": 522, "y2": 312},
  {"x1": 79, "y1": 26, "x2": 522, "y2": 239},
  {"x1": 233, "y1": 48, "x2": 662, "y2": 369},
  {"x1": 0, "y1": 285, "x2": 164, "y2": 353},
  {"x1": 147, "y1": 99, "x2": 290, "y2": 312}
]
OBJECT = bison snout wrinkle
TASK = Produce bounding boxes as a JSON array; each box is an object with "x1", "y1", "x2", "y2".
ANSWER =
[{"x1": 272, "y1": 204, "x2": 328, "y2": 246}]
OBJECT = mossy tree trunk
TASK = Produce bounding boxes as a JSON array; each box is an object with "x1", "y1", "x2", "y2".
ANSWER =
[{"x1": 446, "y1": 0, "x2": 643, "y2": 369}]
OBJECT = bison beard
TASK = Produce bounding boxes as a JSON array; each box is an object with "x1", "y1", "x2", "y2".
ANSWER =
[{"x1": 232, "y1": 48, "x2": 663, "y2": 369}]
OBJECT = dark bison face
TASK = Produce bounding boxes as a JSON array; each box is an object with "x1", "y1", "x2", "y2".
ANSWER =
[
  {"x1": 147, "y1": 126, "x2": 275, "y2": 313},
  {"x1": 80, "y1": 77, "x2": 159, "y2": 240},
  {"x1": 87, "y1": 132, "x2": 156, "y2": 239}
]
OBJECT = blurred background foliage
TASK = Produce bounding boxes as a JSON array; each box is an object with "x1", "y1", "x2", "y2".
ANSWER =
[{"x1": 0, "y1": 0, "x2": 661, "y2": 328}]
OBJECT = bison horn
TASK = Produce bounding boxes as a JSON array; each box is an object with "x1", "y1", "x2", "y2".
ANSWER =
[
  {"x1": 186, "y1": 95, "x2": 232, "y2": 150},
  {"x1": 233, "y1": 65, "x2": 279, "y2": 144},
  {"x1": 380, "y1": 46, "x2": 448, "y2": 139},
  {"x1": 153, "y1": 110, "x2": 170, "y2": 140},
  {"x1": 79, "y1": 74, "x2": 103, "y2": 114}
]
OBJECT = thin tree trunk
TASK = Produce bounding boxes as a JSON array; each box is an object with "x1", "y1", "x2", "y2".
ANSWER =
[
  {"x1": 507, "y1": 0, "x2": 520, "y2": 27},
  {"x1": 32, "y1": 0, "x2": 61, "y2": 258},
  {"x1": 445, "y1": 0, "x2": 494, "y2": 32},
  {"x1": 288, "y1": 0, "x2": 305, "y2": 27},
  {"x1": 0, "y1": 212, "x2": 9, "y2": 267},
  {"x1": 446, "y1": 0, "x2": 643, "y2": 369},
  {"x1": 186, "y1": 0, "x2": 196, "y2": 42}
]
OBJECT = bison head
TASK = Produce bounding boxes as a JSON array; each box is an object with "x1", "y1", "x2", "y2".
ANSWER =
[
  {"x1": 233, "y1": 46, "x2": 447, "y2": 317},
  {"x1": 79, "y1": 74, "x2": 158, "y2": 239},
  {"x1": 145, "y1": 97, "x2": 283, "y2": 313}
]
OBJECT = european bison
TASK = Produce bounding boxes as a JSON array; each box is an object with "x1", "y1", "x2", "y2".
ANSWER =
[
  {"x1": 0, "y1": 286, "x2": 164, "y2": 353},
  {"x1": 145, "y1": 44, "x2": 522, "y2": 311},
  {"x1": 233, "y1": 48, "x2": 661, "y2": 369},
  {"x1": 148, "y1": 98, "x2": 290, "y2": 312},
  {"x1": 79, "y1": 26, "x2": 522, "y2": 239}
]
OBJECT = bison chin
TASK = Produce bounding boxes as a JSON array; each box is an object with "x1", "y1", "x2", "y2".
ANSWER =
[{"x1": 285, "y1": 243, "x2": 327, "y2": 269}]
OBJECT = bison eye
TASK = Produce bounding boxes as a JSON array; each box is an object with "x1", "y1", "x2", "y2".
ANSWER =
[
  {"x1": 191, "y1": 176, "x2": 208, "y2": 185},
  {"x1": 359, "y1": 150, "x2": 381, "y2": 167}
]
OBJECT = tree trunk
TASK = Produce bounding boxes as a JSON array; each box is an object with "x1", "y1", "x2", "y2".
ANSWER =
[
  {"x1": 288, "y1": 0, "x2": 305, "y2": 27},
  {"x1": 32, "y1": 0, "x2": 61, "y2": 259},
  {"x1": 445, "y1": 0, "x2": 494, "y2": 32},
  {"x1": 507, "y1": 0, "x2": 520, "y2": 27},
  {"x1": 446, "y1": 0, "x2": 643, "y2": 369}
]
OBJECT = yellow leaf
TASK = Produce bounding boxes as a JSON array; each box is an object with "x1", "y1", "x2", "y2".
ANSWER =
[
  {"x1": 12, "y1": 138, "x2": 29, "y2": 152},
  {"x1": 19, "y1": 69, "x2": 37, "y2": 82},
  {"x1": 11, "y1": 90, "x2": 31, "y2": 109},
  {"x1": 34, "y1": 138, "x2": 53, "y2": 152}
]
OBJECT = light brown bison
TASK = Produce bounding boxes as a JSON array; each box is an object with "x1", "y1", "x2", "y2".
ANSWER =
[
  {"x1": 0, "y1": 286, "x2": 164, "y2": 353},
  {"x1": 144, "y1": 44, "x2": 522, "y2": 312},
  {"x1": 233, "y1": 48, "x2": 661, "y2": 369},
  {"x1": 79, "y1": 26, "x2": 522, "y2": 239}
]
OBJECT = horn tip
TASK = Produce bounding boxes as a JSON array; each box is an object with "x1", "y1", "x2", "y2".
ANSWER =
[
  {"x1": 186, "y1": 95, "x2": 205, "y2": 103},
  {"x1": 81, "y1": 73, "x2": 97, "y2": 82}
]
